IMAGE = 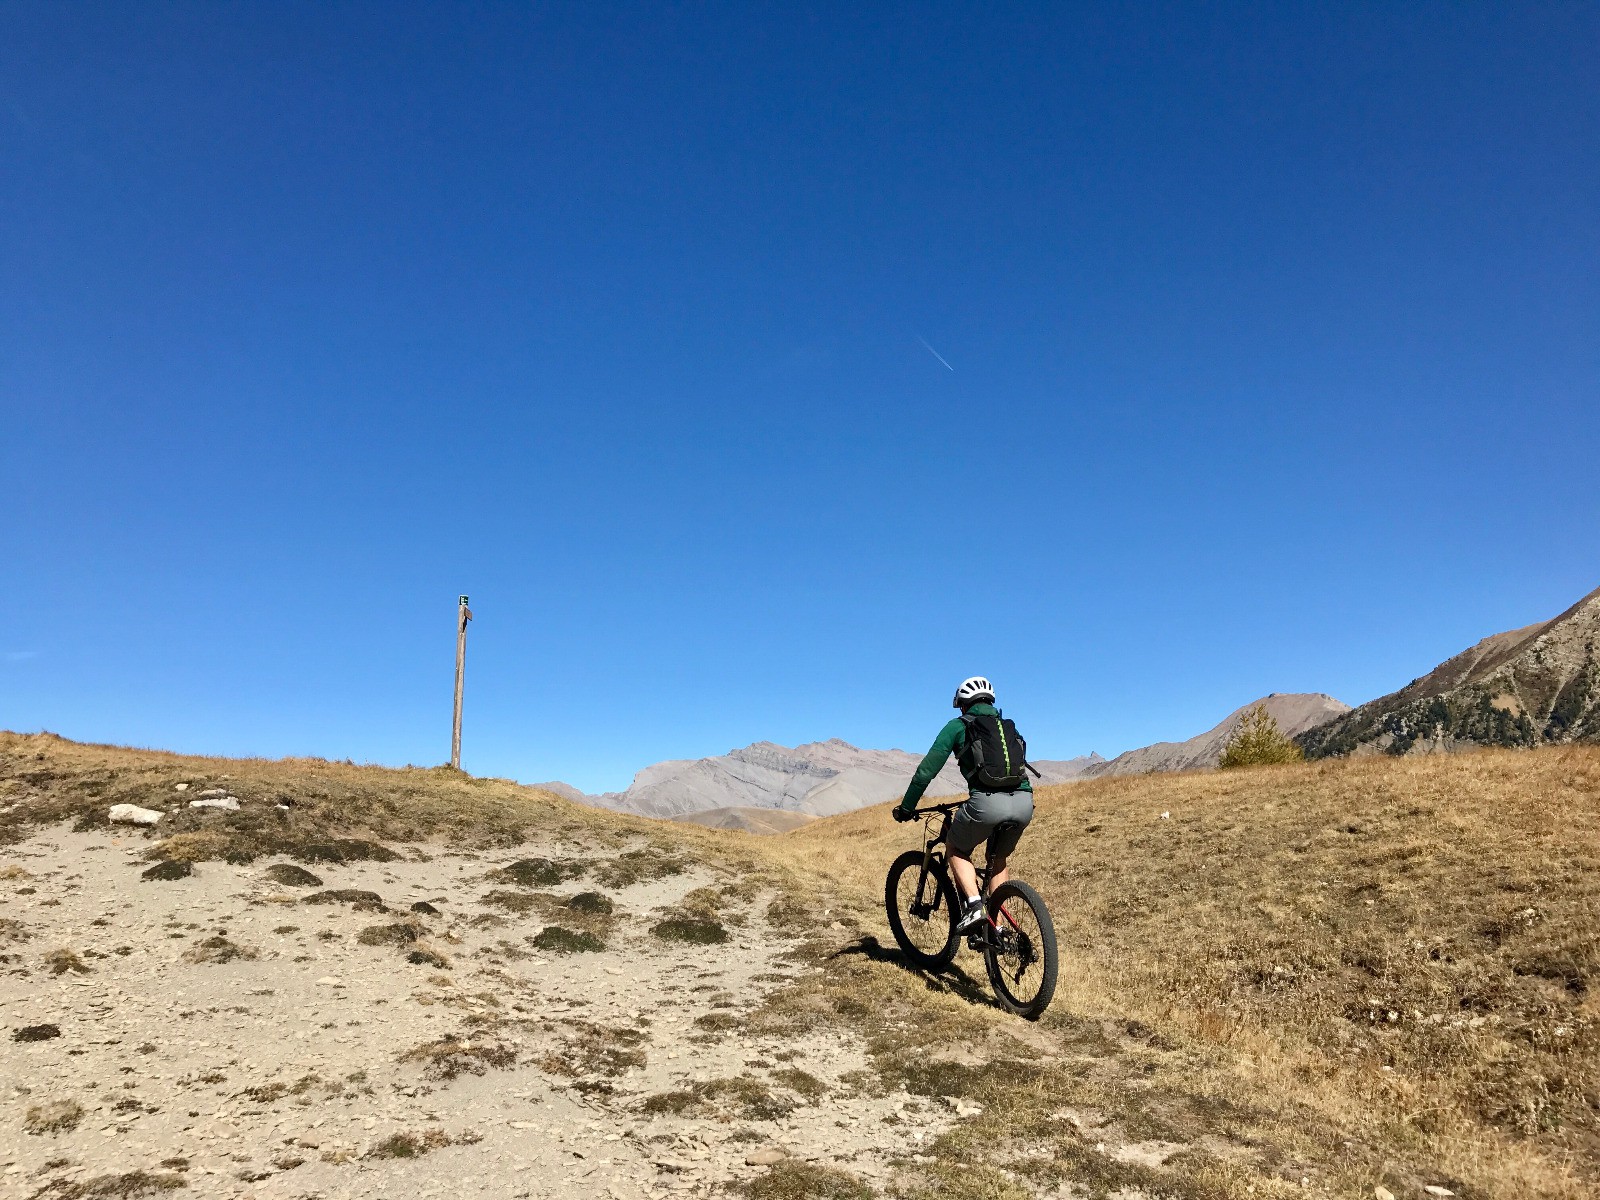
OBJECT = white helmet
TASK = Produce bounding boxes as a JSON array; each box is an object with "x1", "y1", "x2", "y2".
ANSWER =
[{"x1": 952, "y1": 676, "x2": 995, "y2": 708}]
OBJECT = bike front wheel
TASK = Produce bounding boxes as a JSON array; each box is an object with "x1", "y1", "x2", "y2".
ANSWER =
[
  {"x1": 984, "y1": 879, "x2": 1058, "y2": 1019},
  {"x1": 884, "y1": 849, "x2": 959, "y2": 971}
]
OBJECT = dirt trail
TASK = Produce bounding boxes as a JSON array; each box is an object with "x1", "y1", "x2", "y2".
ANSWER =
[{"x1": 2, "y1": 827, "x2": 958, "y2": 1199}]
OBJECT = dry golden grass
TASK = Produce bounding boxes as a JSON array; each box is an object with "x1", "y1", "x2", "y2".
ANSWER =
[{"x1": 778, "y1": 746, "x2": 1600, "y2": 1198}]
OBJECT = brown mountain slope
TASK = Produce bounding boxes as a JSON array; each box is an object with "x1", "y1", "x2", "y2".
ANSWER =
[
  {"x1": 1301, "y1": 584, "x2": 1600, "y2": 758},
  {"x1": 1083, "y1": 692, "x2": 1349, "y2": 777}
]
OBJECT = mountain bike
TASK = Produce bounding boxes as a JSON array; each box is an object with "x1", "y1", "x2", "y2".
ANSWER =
[{"x1": 884, "y1": 801, "x2": 1058, "y2": 1020}]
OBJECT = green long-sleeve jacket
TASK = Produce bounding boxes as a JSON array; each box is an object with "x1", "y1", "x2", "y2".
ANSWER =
[{"x1": 897, "y1": 702, "x2": 1033, "y2": 811}]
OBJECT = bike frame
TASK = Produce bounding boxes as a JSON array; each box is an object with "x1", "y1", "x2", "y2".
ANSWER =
[{"x1": 913, "y1": 805, "x2": 1026, "y2": 942}]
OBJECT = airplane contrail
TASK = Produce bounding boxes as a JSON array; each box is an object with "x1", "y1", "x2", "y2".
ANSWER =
[{"x1": 917, "y1": 336, "x2": 954, "y2": 371}]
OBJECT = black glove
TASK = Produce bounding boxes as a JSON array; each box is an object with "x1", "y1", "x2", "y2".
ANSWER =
[{"x1": 892, "y1": 805, "x2": 917, "y2": 823}]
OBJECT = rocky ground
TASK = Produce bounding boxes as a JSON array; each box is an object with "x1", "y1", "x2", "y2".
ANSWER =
[{"x1": 1, "y1": 825, "x2": 958, "y2": 1200}]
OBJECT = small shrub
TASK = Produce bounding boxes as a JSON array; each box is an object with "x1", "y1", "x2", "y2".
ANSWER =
[
  {"x1": 532, "y1": 925, "x2": 605, "y2": 954},
  {"x1": 36, "y1": 1171, "x2": 186, "y2": 1197},
  {"x1": 262, "y1": 864, "x2": 323, "y2": 887},
  {"x1": 652, "y1": 916, "x2": 729, "y2": 945},
  {"x1": 13, "y1": 1023, "x2": 62, "y2": 1042},
  {"x1": 302, "y1": 889, "x2": 385, "y2": 909},
  {"x1": 182, "y1": 936, "x2": 257, "y2": 965},
  {"x1": 594, "y1": 849, "x2": 684, "y2": 888},
  {"x1": 366, "y1": 1129, "x2": 450, "y2": 1158},
  {"x1": 740, "y1": 1161, "x2": 872, "y2": 1200},
  {"x1": 295, "y1": 839, "x2": 398, "y2": 864},
  {"x1": 45, "y1": 948, "x2": 90, "y2": 975},
  {"x1": 141, "y1": 861, "x2": 192, "y2": 882},
  {"x1": 358, "y1": 921, "x2": 423, "y2": 947},
  {"x1": 406, "y1": 944, "x2": 451, "y2": 968},
  {"x1": 494, "y1": 857, "x2": 585, "y2": 887},
  {"x1": 1218, "y1": 704, "x2": 1305, "y2": 769},
  {"x1": 24, "y1": 1099, "x2": 84, "y2": 1134},
  {"x1": 400, "y1": 1036, "x2": 517, "y2": 1081},
  {"x1": 566, "y1": 891, "x2": 614, "y2": 915}
]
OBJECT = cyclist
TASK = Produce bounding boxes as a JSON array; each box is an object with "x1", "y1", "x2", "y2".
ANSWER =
[{"x1": 893, "y1": 676, "x2": 1035, "y2": 937}]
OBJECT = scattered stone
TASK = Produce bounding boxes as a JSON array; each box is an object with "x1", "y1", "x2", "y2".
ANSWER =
[
  {"x1": 109, "y1": 804, "x2": 163, "y2": 826},
  {"x1": 173, "y1": 783, "x2": 190, "y2": 792},
  {"x1": 745, "y1": 1147, "x2": 787, "y2": 1166},
  {"x1": 142, "y1": 861, "x2": 192, "y2": 882},
  {"x1": 1424, "y1": 1189, "x2": 1456, "y2": 1198},
  {"x1": 263, "y1": 864, "x2": 323, "y2": 888},
  {"x1": 316, "y1": 977, "x2": 344, "y2": 986},
  {"x1": 1374, "y1": 1188, "x2": 1395, "y2": 1200},
  {"x1": 13, "y1": 1023, "x2": 61, "y2": 1042},
  {"x1": 197, "y1": 788, "x2": 234, "y2": 799},
  {"x1": 189, "y1": 796, "x2": 240, "y2": 811}
]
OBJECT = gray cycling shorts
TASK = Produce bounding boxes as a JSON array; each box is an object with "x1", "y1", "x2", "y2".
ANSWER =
[{"x1": 948, "y1": 789, "x2": 1034, "y2": 858}]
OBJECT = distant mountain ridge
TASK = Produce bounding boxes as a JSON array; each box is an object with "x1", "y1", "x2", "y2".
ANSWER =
[
  {"x1": 1300, "y1": 584, "x2": 1600, "y2": 758},
  {"x1": 1082, "y1": 693, "x2": 1351, "y2": 778},
  {"x1": 548, "y1": 737, "x2": 1105, "y2": 821}
]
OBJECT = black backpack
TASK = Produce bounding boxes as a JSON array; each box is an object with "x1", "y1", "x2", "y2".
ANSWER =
[{"x1": 957, "y1": 710, "x2": 1035, "y2": 793}]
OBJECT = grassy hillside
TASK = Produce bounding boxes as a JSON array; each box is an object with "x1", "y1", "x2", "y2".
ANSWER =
[
  {"x1": 785, "y1": 748, "x2": 1600, "y2": 1197},
  {"x1": 5, "y1": 731, "x2": 1597, "y2": 1198}
]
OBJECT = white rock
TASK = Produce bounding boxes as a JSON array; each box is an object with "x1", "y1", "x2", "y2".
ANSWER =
[
  {"x1": 744, "y1": 1147, "x2": 785, "y2": 1166},
  {"x1": 1424, "y1": 1189, "x2": 1455, "y2": 1198},
  {"x1": 174, "y1": 783, "x2": 190, "y2": 792},
  {"x1": 1159, "y1": 811, "x2": 1171, "y2": 820},
  {"x1": 189, "y1": 797, "x2": 240, "y2": 811},
  {"x1": 197, "y1": 788, "x2": 233, "y2": 799},
  {"x1": 109, "y1": 804, "x2": 163, "y2": 826},
  {"x1": 1374, "y1": 1188, "x2": 1395, "y2": 1200}
]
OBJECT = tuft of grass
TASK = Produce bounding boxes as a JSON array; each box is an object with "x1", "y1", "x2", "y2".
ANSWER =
[
  {"x1": 302, "y1": 888, "x2": 385, "y2": 909},
  {"x1": 739, "y1": 1162, "x2": 873, "y2": 1200},
  {"x1": 494, "y1": 857, "x2": 586, "y2": 887},
  {"x1": 640, "y1": 1075, "x2": 792, "y2": 1122},
  {"x1": 770, "y1": 1066, "x2": 828, "y2": 1102},
  {"x1": 406, "y1": 944, "x2": 451, "y2": 968},
  {"x1": 0, "y1": 916, "x2": 30, "y2": 944},
  {"x1": 357, "y1": 921, "x2": 424, "y2": 947},
  {"x1": 30, "y1": 1170, "x2": 186, "y2": 1197},
  {"x1": 181, "y1": 936, "x2": 257, "y2": 965},
  {"x1": 24, "y1": 1099, "x2": 84, "y2": 1134},
  {"x1": 593, "y1": 847, "x2": 685, "y2": 888},
  {"x1": 479, "y1": 888, "x2": 549, "y2": 913},
  {"x1": 140, "y1": 861, "x2": 191, "y2": 882},
  {"x1": 45, "y1": 947, "x2": 90, "y2": 975},
  {"x1": 294, "y1": 839, "x2": 399, "y2": 864},
  {"x1": 262, "y1": 863, "x2": 323, "y2": 887},
  {"x1": 566, "y1": 890, "x2": 614, "y2": 915},
  {"x1": 400, "y1": 1036, "x2": 517, "y2": 1081},
  {"x1": 652, "y1": 916, "x2": 729, "y2": 945},
  {"x1": 531, "y1": 925, "x2": 605, "y2": 954},
  {"x1": 366, "y1": 1129, "x2": 452, "y2": 1158}
]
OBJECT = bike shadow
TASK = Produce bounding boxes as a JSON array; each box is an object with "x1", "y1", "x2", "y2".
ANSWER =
[{"x1": 829, "y1": 934, "x2": 1003, "y2": 1012}]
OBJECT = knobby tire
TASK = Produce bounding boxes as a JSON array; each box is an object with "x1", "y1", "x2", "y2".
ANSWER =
[
  {"x1": 983, "y1": 879, "x2": 1058, "y2": 1020},
  {"x1": 884, "y1": 849, "x2": 959, "y2": 971}
]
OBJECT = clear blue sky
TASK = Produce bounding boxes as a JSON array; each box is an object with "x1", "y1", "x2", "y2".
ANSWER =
[{"x1": 3, "y1": 3, "x2": 1596, "y2": 793}]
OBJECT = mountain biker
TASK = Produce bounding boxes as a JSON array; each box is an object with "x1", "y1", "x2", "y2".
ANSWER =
[{"x1": 893, "y1": 676, "x2": 1035, "y2": 937}]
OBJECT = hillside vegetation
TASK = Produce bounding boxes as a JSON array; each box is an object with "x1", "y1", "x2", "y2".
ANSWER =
[
  {"x1": 791, "y1": 748, "x2": 1600, "y2": 1198},
  {"x1": 4, "y1": 731, "x2": 1598, "y2": 1199}
]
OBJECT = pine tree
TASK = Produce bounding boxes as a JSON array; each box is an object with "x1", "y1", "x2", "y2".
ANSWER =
[{"x1": 1218, "y1": 704, "x2": 1305, "y2": 769}]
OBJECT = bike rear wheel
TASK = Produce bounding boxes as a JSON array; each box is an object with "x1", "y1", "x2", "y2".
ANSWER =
[
  {"x1": 983, "y1": 879, "x2": 1058, "y2": 1019},
  {"x1": 884, "y1": 849, "x2": 959, "y2": 971}
]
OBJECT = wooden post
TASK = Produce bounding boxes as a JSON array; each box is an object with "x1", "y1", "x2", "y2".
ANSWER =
[{"x1": 451, "y1": 595, "x2": 472, "y2": 769}]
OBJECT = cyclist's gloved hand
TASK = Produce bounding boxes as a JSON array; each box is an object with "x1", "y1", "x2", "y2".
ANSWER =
[{"x1": 892, "y1": 805, "x2": 917, "y2": 823}]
